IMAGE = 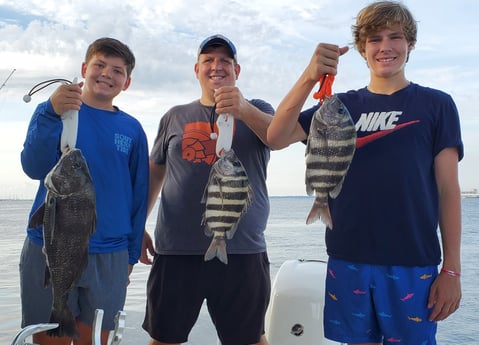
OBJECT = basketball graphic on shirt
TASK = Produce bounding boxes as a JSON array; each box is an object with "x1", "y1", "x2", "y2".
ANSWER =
[{"x1": 182, "y1": 122, "x2": 217, "y2": 164}]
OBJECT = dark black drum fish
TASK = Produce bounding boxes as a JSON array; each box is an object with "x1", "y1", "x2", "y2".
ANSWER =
[
  {"x1": 29, "y1": 148, "x2": 96, "y2": 338},
  {"x1": 305, "y1": 94, "x2": 356, "y2": 229},
  {"x1": 201, "y1": 149, "x2": 253, "y2": 264}
]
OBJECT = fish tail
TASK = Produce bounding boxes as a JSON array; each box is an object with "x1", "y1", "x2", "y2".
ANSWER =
[
  {"x1": 204, "y1": 238, "x2": 228, "y2": 264},
  {"x1": 47, "y1": 304, "x2": 79, "y2": 338},
  {"x1": 306, "y1": 202, "x2": 321, "y2": 225},
  {"x1": 319, "y1": 207, "x2": 333, "y2": 229},
  {"x1": 306, "y1": 203, "x2": 333, "y2": 229}
]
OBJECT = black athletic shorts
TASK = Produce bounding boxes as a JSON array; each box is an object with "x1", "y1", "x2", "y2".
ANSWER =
[{"x1": 142, "y1": 253, "x2": 270, "y2": 345}]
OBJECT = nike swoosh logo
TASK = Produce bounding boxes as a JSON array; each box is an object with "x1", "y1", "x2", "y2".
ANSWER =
[{"x1": 356, "y1": 120, "x2": 420, "y2": 148}]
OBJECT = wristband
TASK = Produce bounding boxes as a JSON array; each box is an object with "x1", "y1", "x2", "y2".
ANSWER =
[{"x1": 440, "y1": 268, "x2": 461, "y2": 277}]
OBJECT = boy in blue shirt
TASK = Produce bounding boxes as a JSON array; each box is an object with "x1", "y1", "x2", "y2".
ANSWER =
[{"x1": 20, "y1": 37, "x2": 149, "y2": 345}]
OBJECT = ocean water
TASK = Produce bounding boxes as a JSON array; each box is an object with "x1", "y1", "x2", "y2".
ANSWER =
[{"x1": 1, "y1": 197, "x2": 477, "y2": 344}]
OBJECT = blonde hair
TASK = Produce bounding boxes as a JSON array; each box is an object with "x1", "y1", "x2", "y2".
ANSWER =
[{"x1": 352, "y1": 1, "x2": 417, "y2": 54}]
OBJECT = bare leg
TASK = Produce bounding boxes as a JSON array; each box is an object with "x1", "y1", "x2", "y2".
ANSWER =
[
  {"x1": 148, "y1": 338, "x2": 181, "y2": 345},
  {"x1": 32, "y1": 332, "x2": 72, "y2": 345},
  {"x1": 72, "y1": 320, "x2": 109, "y2": 345}
]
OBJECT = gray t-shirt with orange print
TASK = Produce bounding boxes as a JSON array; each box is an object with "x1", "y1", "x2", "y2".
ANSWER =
[{"x1": 150, "y1": 99, "x2": 274, "y2": 255}]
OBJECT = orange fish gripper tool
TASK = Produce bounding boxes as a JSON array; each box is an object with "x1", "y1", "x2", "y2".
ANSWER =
[{"x1": 313, "y1": 74, "x2": 335, "y2": 104}]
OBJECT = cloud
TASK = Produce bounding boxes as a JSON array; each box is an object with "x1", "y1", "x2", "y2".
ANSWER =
[{"x1": 0, "y1": 0, "x2": 478, "y2": 198}]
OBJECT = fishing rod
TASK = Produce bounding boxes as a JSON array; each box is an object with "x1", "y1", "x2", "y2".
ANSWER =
[{"x1": 0, "y1": 69, "x2": 16, "y2": 92}]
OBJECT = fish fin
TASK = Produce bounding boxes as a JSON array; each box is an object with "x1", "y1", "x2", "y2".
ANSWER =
[
  {"x1": 329, "y1": 176, "x2": 346, "y2": 199},
  {"x1": 47, "y1": 306, "x2": 79, "y2": 338},
  {"x1": 89, "y1": 209, "x2": 97, "y2": 235},
  {"x1": 226, "y1": 223, "x2": 239, "y2": 240},
  {"x1": 43, "y1": 266, "x2": 51, "y2": 288},
  {"x1": 306, "y1": 203, "x2": 321, "y2": 225},
  {"x1": 319, "y1": 207, "x2": 333, "y2": 229},
  {"x1": 204, "y1": 238, "x2": 228, "y2": 264},
  {"x1": 234, "y1": 184, "x2": 253, "y2": 231},
  {"x1": 247, "y1": 184, "x2": 254, "y2": 204},
  {"x1": 203, "y1": 224, "x2": 213, "y2": 237},
  {"x1": 200, "y1": 180, "x2": 209, "y2": 204},
  {"x1": 306, "y1": 204, "x2": 333, "y2": 229},
  {"x1": 305, "y1": 183, "x2": 314, "y2": 196},
  {"x1": 48, "y1": 197, "x2": 57, "y2": 242},
  {"x1": 28, "y1": 203, "x2": 45, "y2": 228}
]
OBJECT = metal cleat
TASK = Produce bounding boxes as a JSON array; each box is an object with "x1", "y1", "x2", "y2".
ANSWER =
[
  {"x1": 10, "y1": 323, "x2": 59, "y2": 345},
  {"x1": 92, "y1": 309, "x2": 126, "y2": 345}
]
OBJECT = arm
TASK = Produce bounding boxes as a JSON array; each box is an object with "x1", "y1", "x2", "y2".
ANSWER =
[
  {"x1": 214, "y1": 86, "x2": 273, "y2": 145},
  {"x1": 267, "y1": 43, "x2": 349, "y2": 150},
  {"x1": 21, "y1": 101, "x2": 63, "y2": 179},
  {"x1": 127, "y1": 130, "x2": 150, "y2": 266},
  {"x1": 427, "y1": 147, "x2": 462, "y2": 321},
  {"x1": 139, "y1": 161, "x2": 167, "y2": 265},
  {"x1": 147, "y1": 161, "x2": 167, "y2": 216}
]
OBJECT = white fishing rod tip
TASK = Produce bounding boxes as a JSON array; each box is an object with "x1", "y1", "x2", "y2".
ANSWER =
[{"x1": 23, "y1": 94, "x2": 31, "y2": 103}]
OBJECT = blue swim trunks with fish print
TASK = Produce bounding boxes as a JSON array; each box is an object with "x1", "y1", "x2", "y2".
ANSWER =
[{"x1": 324, "y1": 258, "x2": 438, "y2": 344}]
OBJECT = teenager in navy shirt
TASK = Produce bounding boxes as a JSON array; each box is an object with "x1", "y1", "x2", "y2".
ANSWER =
[{"x1": 267, "y1": 2, "x2": 462, "y2": 344}]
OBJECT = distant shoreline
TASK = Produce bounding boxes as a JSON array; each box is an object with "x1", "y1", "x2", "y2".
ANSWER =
[
  {"x1": 461, "y1": 188, "x2": 479, "y2": 198},
  {"x1": 4, "y1": 193, "x2": 479, "y2": 201},
  {"x1": 0, "y1": 195, "x2": 317, "y2": 201}
]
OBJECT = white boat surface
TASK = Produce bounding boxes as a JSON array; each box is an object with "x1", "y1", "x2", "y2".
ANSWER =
[{"x1": 265, "y1": 259, "x2": 341, "y2": 345}]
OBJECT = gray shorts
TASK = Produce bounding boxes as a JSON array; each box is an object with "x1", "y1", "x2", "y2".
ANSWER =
[{"x1": 19, "y1": 237, "x2": 129, "y2": 330}]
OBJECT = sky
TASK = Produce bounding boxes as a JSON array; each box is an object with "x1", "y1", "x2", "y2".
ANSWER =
[{"x1": 0, "y1": 0, "x2": 478, "y2": 199}]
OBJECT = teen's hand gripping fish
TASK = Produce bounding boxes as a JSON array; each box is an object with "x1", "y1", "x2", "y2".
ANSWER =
[
  {"x1": 305, "y1": 75, "x2": 356, "y2": 229},
  {"x1": 23, "y1": 77, "x2": 79, "y2": 154}
]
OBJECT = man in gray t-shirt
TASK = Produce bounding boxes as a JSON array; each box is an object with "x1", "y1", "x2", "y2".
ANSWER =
[{"x1": 142, "y1": 34, "x2": 274, "y2": 345}]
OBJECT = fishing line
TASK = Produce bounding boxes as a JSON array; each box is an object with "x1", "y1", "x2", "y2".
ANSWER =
[
  {"x1": 209, "y1": 103, "x2": 218, "y2": 140},
  {"x1": 23, "y1": 78, "x2": 73, "y2": 103}
]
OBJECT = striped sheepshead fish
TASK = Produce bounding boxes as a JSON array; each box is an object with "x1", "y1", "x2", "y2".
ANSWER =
[
  {"x1": 305, "y1": 94, "x2": 356, "y2": 229},
  {"x1": 201, "y1": 149, "x2": 253, "y2": 264}
]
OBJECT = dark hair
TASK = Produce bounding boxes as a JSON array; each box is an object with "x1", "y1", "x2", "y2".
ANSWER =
[
  {"x1": 85, "y1": 37, "x2": 136, "y2": 76},
  {"x1": 352, "y1": 1, "x2": 417, "y2": 54}
]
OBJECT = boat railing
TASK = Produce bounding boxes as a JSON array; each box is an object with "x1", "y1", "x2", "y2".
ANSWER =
[{"x1": 10, "y1": 309, "x2": 126, "y2": 345}]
